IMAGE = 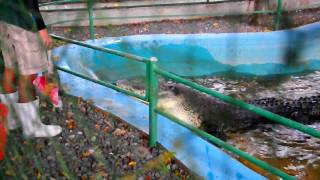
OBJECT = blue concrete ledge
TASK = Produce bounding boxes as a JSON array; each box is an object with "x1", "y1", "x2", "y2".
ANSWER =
[
  {"x1": 54, "y1": 22, "x2": 320, "y2": 83},
  {"x1": 57, "y1": 70, "x2": 266, "y2": 180}
]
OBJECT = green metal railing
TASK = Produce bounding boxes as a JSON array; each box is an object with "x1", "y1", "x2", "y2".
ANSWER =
[
  {"x1": 39, "y1": 0, "x2": 82, "y2": 7},
  {"x1": 38, "y1": 0, "x2": 320, "y2": 179},
  {"x1": 40, "y1": 0, "x2": 283, "y2": 38},
  {"x1": 275, "y1": 0, "x2": 282, "y2": 30},
  {"x1": 50, "y1": 33, "x2": 320, "y2": 179}
]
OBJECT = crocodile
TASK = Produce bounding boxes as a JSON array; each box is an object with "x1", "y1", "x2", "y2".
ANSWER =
[{"x1": 164, "y1": 83, "x2": 320, "y2": 138}]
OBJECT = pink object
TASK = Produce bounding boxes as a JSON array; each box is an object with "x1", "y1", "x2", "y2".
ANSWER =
[
  {"x1": 49, "y1": 87, "x2": 59, "y2": 106},
  {"x1": 33, "y1": 76, "x2": 47, "y2": 92},
  {"x1": 33, "y1": 76, "x2": 62, "y2": 108}
]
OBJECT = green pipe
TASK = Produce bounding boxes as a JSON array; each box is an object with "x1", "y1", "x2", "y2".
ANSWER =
[
  {"x1": 46, "y1": 9, "x2": 275, "y2": 27},
  {"x1": 275, "y1": 0, "x2": 282, "y2": 30},
  {"x1": 46, "y1": 8, "x2": 275, "y2": 24},
  {"x1": 39, "y1": 0, "x2": 82, "y2": 7},
  {"x1": 145, "y1": 60, "x2": 151, "y2": 101},
  {"x1": 155, "y1": 108, "x2": 295, "y2": 180},
  {"x1": 155, "y1": 68, "x2": 320, "y2": 139},
  {"x1": 147, "y1": 58, "x2": 159, "y2": 147},
  {"x1": 90, "y1": 10, "x2": 275, "y2": 19},
  {"x1": 56, "y1": 66, "x2": 147, "y2": 101},
  {"x1": 40, "y1": 0, "x2": 245, "y2": 9},
  {"x1": 87, "y1": 0, "x2": 245, "y2": 10},
  {"x1": 51, "y1": 34, "x2": 149, "y2": 63},
  {"x1": 87, "y1": 0, "x2": 95, "y2": 39}
]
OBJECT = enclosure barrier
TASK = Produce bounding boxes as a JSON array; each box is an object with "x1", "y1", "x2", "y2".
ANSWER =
[
  {"x1": 39, "y1": 0, "x2": 82, "y2": 6},
  {"x1": 40, "y1": 0, "x2": 283, "y2": 39},
  {"x1": 37, "y1": 0, "x2": 320, "y2": 179},
  {"x1": 51, "y1": 33, "x2": 320, "y2": 179}
]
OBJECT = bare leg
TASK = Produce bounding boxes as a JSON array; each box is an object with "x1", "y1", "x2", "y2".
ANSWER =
[
  {"x1": 2, "y1": 68, "x2": 16, "y2": 94},
  {"x1": 1, "y1": 68, "x2": 19, "y2": 129},
  {"x1": 18, "y1": 74, "x2": 36, "y2": 103},
  {"x1": 15, "y1": 74, "x2": 62, "y2": 137}
]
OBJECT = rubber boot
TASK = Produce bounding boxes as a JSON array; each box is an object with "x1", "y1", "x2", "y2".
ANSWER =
[
  {"x1": 0, "y1": 92, "x2": 19, "y2": 130},
  {"x1": 14, "y1": 98, "x2": 62, "y2": 138}
]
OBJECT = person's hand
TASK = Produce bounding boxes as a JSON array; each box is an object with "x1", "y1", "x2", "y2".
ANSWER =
[{"x1": 39, "y1": 29, "x2": 53, "y2": 49}]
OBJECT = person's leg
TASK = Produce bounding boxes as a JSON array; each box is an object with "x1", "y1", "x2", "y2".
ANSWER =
[
  {"x1": 14, "y1": 79, "x2": 62, "y2": 137},
  {"x1": 15, "y1": 72, "x2": 62, "y2": 137},
  {"x1": 0, "y1": 22, "x2": 20, "y2": 130},
  {"x1": 2, "y1": 68, "x2": 16, "y2": 94},
  {"x1": 17, "y1": 74, "x2": 36, "y2": 103},
  {"x1": 11, "y1": 26, "x2": 61, "y2": 138},
  {"x1": 0, "y1": 68, "x2": 19, "y2": 130},
  {"x1": 0, "y1": 22, "x2": 16, "y2": 94}
]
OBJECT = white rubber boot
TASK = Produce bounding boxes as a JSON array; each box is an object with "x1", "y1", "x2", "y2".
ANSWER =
[
  {"x1": 14, "y1": 98, "x2": 62, "y2": 138},
  {"x1": 0, "y1": 92, "x2": 20, "y2": 130}
]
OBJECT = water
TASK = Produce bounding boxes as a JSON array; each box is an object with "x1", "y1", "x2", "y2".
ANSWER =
[
  {"x1": 227, "y1": 123, "x2": 320, "y2": 179},
  {"x1": 190, "y1": 71, "x2": 320, "y2": 101},
  {"x1": 189, "y1": 71, "x2": 320, "y2": 179},
  {"x1": 115, "y1": 71, "x2": 320, "y2": 179}
]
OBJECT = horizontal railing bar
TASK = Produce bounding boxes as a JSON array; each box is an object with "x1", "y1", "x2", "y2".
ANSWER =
[
  {"x1": 51, "y1": 34, "x2": 150, "y2": 63},
  {"x1": 90, "y1": 10, "x2": 275, "y2": 19},
  {"x1": 39, "y1": 0, "x2": 83, "y2": 7},
  {"x1": 155, "y1": 108, "x2": 295, "y2": 180},
  {"x1": 46, "y1": 10, "x2": 275, "y2": 26},
  {"x1": 56, "y1": 66, "x2": 147, "y2": 101},
  {"x1": 40, "y1": 0, "x2": 247, "y2": 11},
  {"x1": 155, "y1": 67, "x2": 320, "y2": 139}
]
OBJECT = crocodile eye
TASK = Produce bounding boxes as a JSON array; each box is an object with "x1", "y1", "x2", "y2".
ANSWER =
[{"x1": 172, "y1": 87, "x2": 180, "y2": 95}]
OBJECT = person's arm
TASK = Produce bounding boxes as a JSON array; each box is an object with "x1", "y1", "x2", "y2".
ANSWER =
[
  {"x1": 27, "y1": 0, "x2": 52, "y2": 48},
  {"x1": 38, "y1": 28, "x2": 53, "y2": 49},
  {"x1": 27, "y1": 0, "x2": 45, "y2": 30}
]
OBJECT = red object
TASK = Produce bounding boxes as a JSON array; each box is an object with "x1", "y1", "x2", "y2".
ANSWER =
[
  {"x1": 33, "y1": 76, "x2": 61, "y2": 107},
  {"x1": 0, "y1": 103, "x2": 8, "y2": 161},
  {"x1": 33, "y1": 76, "x2": 47, "y2": 92}
]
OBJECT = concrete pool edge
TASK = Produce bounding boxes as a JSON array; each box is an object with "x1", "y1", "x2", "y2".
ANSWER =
[{"x1": 53, "y1": 21, "x2": 320, "y2": 82}]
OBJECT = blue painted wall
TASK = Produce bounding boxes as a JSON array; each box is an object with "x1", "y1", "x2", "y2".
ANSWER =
[{"x1": 54, "y1": 22, "x2": 320, "y2": 82}]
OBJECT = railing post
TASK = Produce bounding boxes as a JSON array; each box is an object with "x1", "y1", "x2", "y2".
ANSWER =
[
  {"x1": 87, "y1": 0, "x2": 95, "y2": 39},
  {"x1": 145, "y1": 60, "x2": 150, "y2": 101},
  {"x1": 275, "y1": 0, "x2": 282, "y2": 30},
  {"x1": 148, "y1": 57, "x2": 158, "y2": 147}
]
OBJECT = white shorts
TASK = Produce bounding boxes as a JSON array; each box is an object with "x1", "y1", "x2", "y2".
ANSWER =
[{"x1": 0, "y1": 21, "x2": 48, "y2": 75}]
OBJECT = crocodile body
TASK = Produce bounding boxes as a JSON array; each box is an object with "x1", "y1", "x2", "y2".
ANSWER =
[{"x1": 166, "y1": 83, "x2": 320, "y2": 137}]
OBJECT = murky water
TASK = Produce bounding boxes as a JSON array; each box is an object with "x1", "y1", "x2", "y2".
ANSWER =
[
  {"x1": 190, "y1": 71, "x2": 320, "y2": 101},
  {"x1": 116, "y1": 71, "x2": 320, "y2": 179},
  {"x1": 227, "y1": 123, "x2": 320, "y2": 179},
  {"x1": 189, "y1": 71, "x2": 320, "y2": 179}
]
